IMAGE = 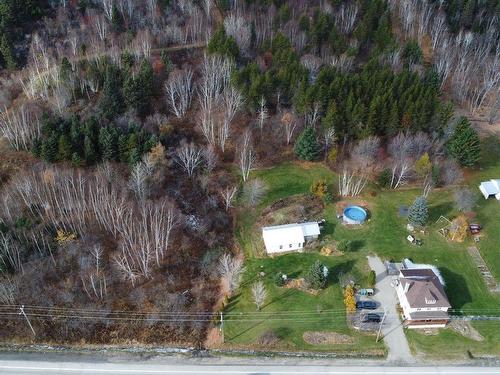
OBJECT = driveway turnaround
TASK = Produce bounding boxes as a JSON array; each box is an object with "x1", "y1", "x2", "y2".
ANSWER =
[{"x1": 367, "y1": 255, "x2": 414, "y2": 364}]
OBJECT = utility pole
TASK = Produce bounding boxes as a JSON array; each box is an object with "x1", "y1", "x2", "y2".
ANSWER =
[
  {"x1": 19, "y1": 305, "x2": 36, "y2": 337},
  {"x1": 376, "y1": 308, "x2": 387, "y2": 343},
  {"x1": 220, "y1": 311, "x2": 224, "y2": 343}
]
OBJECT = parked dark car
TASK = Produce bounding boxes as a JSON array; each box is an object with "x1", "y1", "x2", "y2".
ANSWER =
[
  {"x1": 356, "y1": 300, "x2": 377, "y2": 310},
  {"x1": 361, "y1": 313, "x2": 382, "y2": 323}
]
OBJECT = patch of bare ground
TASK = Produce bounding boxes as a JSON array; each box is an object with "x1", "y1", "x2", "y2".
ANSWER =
[
  {"x1": 320, "y1": 246, "x2": 344, "y2": 257},
  {"x1": 204, "y1": 327, "x2": 223, "y2": 348},
  {"x1": 449, "y1": 320, "x2": 485, "y2": 341},
  {"x1": 417, "y1": 329, "x2": 440, "y2": 336},
  {"x1": 259, "y1": 195, "x2": 324, "y2": 227},
  {"x1": 258, "y1": 331, "x2": 282, "y2": 347},
  {"x1": 303, "y1": 331, "x2": 355, "y2": 345},
  {"x1": 283, "y1": 278, "x2": 319, "y2": 295}
]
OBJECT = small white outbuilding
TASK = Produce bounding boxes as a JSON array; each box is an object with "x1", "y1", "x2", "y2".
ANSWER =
[
  {"x1": 479, "y1": 179, "x2": 500, "y2": 200},
  {"x1": 261, "y1": 222, "x2": 321, "y2": 254}
]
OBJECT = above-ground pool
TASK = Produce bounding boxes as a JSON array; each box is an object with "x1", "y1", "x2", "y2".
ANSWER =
[{"x1": 343, "y1": 206, "x2": 368, "y2": 225}]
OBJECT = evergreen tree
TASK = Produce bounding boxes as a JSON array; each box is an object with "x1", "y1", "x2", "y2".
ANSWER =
[
  {"x1": 123, "y1": 59, "x2": 154, "y2": 115},
  {"x1": 294, "y1": 127, "x2": 319, "y2": 161},
  {"x1": 207, "y1": 26, "x2": 239, "y2": 59},
  {"x1": 447, "y1": 117, "x2": 480, "y2": 167},
  {"x1": 99, "y1": 126, "x2": 118, "y2": 161},
  {"x1": 71, "y1": 152, "x2": 82, "y2": 167},
  {"x1": 59, "y1": 57, "x2": 72, "y2": 83},
  {"x1": 0, "y1": 33, "x2": 16, "y2": 69},
  {"x1": 57, "y1": 134, "x2": 72, "y2": 160},
  {"x1": 305, "y1": 261, "x2": 328, "y2": 289},
  {"x1": 121, "y1": 50, "x2": 134, "y2": 70},
  {"x1": 408, "y1": 196, "x2": 429, "y2": 227},
  {"x1": 99, "y1": 64, "x2": 124, "y2": 120},
  {"x1": 111, "y1": 5, "x2": 124, "y2": 32},
  {"x1": 84, "y1": 135, "x2": 97, "y2": 164},
  {"x1": 41, "y1": 134, "x2": 58, "y2": 162}
]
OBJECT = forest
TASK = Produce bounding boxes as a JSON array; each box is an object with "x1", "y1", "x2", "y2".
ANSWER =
[{"x1": 0, "y1": 0, "x2": 498, "y2": 347}]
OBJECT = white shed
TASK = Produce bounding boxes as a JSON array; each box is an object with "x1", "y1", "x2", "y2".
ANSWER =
[
  {"x1": 261, "y1": 222, "x2": 321, "y2": 254},
  {"x1": 479, "y1": 179, "x2": 500, "y2": 200}
]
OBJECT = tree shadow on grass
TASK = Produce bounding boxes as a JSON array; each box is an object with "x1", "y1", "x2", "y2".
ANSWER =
[
  {"x1": 440, "y1": 267, "x2": 472, "y2": 310},
  {"x1": 274, "y1": 326, "x2": 293, "y2": 340},
  {"x1": 328, "y1": 260, "x2": 356, "y2": 284},
  {"x1": 429, "y1": 202, "x2": 455, "y2": 223},
  {"x1": 322, "y1": 220, "x2": 336, "y2": 237},
  {"x1": 224, "y1": 293, "x2": 242, "y2": 312},
  {"x1": 262, "y1": 288, "x2": 298, "y2": 309},
  {"x1": 227, "y1": 318, "x2": 267, "y2": 341},
  {"x1": 350, "y1": 239, "x2": 365, "y2": 252},
  {"x1": 479, "y1": 136, "x2": 500, "y2": 169}
]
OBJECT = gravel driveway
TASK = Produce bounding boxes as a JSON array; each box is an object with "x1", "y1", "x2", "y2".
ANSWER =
[{"x1": 367, "y1": 255, "x2": 414, "y2": 364}]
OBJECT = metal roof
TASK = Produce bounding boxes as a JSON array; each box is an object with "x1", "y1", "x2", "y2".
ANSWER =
[{"x1": 261, "y1": 222, "x2": 320, "y2": 246}]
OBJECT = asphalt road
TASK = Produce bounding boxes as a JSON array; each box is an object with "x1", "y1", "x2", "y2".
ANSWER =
[{"x1": 1, "y1": 360, "x2": 500, "y2": 375}]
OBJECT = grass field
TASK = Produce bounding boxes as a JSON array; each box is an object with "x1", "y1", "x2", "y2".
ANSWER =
[{"x1": 228, "y1": 138, "x2": 500, "y2": 357}]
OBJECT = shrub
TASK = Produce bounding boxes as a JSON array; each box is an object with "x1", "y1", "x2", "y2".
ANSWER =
[
  {"x1": 337, "y1": 239, "x2": 352, "y2": 252},
  {"x1": 305, "y1": 260, "x2": 328, "y2": 289},
  {"x1": 377, "y1": 168, "x2": 391, "y2": 188},
  {"x1": 367, "y1": 270, "x2": 376, "y2": 288},
  {"x1": 327, "y1": 147, "x2": 338, "y2": 164},
  {"x1": 310, "y1": 180, "x2": 328, "y2": 199},
  {"x1": 343, "y1": 285, "x2": 356, "y2": 312},
  {"x1": 274, "y1": 272, "x2": 286, "y2": 287}
]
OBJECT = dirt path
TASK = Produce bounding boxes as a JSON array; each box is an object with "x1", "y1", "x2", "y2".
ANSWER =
[
  {"x1": 467, "y1": 246, "x2": 500, "y2": 292},
  {"x1": 367, "y1": 255, "x2": 415, "y2": 364}
]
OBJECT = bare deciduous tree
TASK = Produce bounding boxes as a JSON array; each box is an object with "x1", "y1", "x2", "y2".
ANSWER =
[
  {"x1": 202, "y1": 144, "x2": 218, "y2": 173},
  {"x1": 218, "y1": 253, "x2": 244, "y2": 294},
  {"x1": 237, "y1": 129, "x2": 255, "y2": 182},
  {"x1": 175, "y1": 142, "x2": 203, "y2": 177},
  {"x1": 322, "y1": 127, "x2": 336, "y2": 160},
  {"x1": 256, "y1": 96, "x2": 268, "y2": 133},
  {"x1": 165, "y1": 69, "x2": 194, "y2": 118},
  {"x1": 0, "y1": 232, "x2": 23, "y2": 274},
  {"x1": 243, "y1": 178, "x2": 267, "y2": 206},
  {"x1": 281, "y1": 111, "x2": 298, "y2": 145},
  {"x1": 80, "y1": 244, "x2": 107, "y2": 301},
  {"x1": 0, "y1": 276, "x2": 17, "y2": 304},
  {"x1": 251, "y1": 280, "x2": 267, "y2": 311},
  {"x1": 224, "y1": 14, "x2": 251, "y2": 52},
  {"x1": 220, "y1": 185, "x2": 238, "y2": 211},
  {"x1": 129, "y1": 160, "x2": 153, "y2": 201},
  {"x1": 0, "y1": 104, "x2": 41, "y2": 151}
]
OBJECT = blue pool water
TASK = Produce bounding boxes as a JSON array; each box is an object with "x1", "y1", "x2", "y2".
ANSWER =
[{"x1": 343, "y1": 206, "x2": 368, "y2": 224}]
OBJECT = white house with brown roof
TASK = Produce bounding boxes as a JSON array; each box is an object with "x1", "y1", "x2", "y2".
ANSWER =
[
  {"x1": 261, "y1": 222, "x2": 320, "y2": 254},
  {"x1": 396, "y1": 266, "x2": 451, "y2": 329}
]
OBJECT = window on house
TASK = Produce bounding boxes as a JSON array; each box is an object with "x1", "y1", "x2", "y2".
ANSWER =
[
  {"x1": 289, "y1": 244, "x2": 292, "y2": 248},
  {"x1": 279, "y1": 245, "x2": 283, "y2": 250}
]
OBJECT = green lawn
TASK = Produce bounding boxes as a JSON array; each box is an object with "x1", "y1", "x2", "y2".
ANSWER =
[
  {"x1": 406, "y1": 321, "x2": 500, "y2": 359},
  {"x1": 223, "y1": 253, "x2": 385, "y2": 354},
  {"x1": 229, "y1": 139, "x2": 500, "y2": 356}
]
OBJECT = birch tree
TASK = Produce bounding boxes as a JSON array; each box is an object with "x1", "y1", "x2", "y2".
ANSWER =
[
  {"x1": 165, "y1": 69, "x2": 194, "y2": 118},
  {"x1": 251, "y1": 281, "x2": 267, "y2": 311},
  {"x1": 175, "y1": 142, "x2": 203, "y2": 177},
  {"x1": 0, "y1": 104, "x2": 41, "y2": 151},
  {"x1": 237, "y1": 129, "x2": 255, "y2": 182},
  {"x1": 218, "y1": 253, "x2": 244, "y2": 294},
  {"x1": 220, "y1": 186, "x2": 237, "y2": 211}
]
